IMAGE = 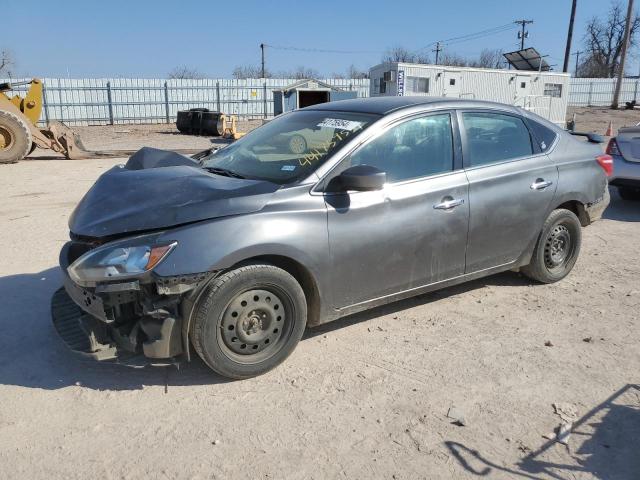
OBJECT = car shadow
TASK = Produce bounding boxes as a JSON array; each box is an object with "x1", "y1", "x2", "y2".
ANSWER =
[
  {"x1": 603, "y1": 187, "x2": 640, "y2": 222},
  {"x1": 0, "y1": 266, "x2": 528, "y2": 391},
  {"x1": 0, "y1": 267, "x2": 229, "y2": 391},
  {"x1": 303, "y1": 270, "x2": 530, "y2": 339},
  {"x1": 444, "y1": 384, "x2": 640, "y2": 479}
]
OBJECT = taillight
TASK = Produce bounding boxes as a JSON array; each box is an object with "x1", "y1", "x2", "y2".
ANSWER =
[
  {"x1": 606, "y1": 138, "x2": 621, "y2": 155},
  {"x1": 596, "y1": 154, "x2": 613, "y2": 177}
]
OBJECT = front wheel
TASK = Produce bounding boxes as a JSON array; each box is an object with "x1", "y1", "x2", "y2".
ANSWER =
[
  {"x1": 190, "y1": 264, "x2": 307, "y2": 379},
  {"x1": 521, "y1": 209, "x2": 582, "y2": 284}
]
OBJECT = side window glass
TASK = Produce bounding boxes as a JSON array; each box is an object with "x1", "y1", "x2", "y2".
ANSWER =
[
  {"x1": 462, "y1": 112, "x2": 533, "y2": 167},
  {"x1": 526, "y1": 119, "x2": 558, "y2": 152},
  {"x1": 348, "y1": 114, "x2": 454, "y2": 183}
]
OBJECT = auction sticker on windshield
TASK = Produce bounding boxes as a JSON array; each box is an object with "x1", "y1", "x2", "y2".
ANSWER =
[{"x1": 317, "y1": 118, "x2": 364, "y2": 131}]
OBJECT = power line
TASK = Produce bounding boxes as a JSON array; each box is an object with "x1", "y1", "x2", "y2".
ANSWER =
[
  {"x1": 419, "y1": 22, "x2": 517, "y2": 50},
  {"x1": 264, "y1": 44, "x2": 382, "y2": 54}
]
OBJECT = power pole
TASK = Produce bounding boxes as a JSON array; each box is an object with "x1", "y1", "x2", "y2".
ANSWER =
[
  {"x1": 612, "y1": 0, "x2": 634, "y2": 109},
  {"x1": 433, "y1": 42, "x2": 442, "y2": 65},
  {"x1": 563, "y1": 0, "x2": 578, "y2": 72},
  {"x1": 260, "y1": 43, "x2": 265, "y2": 78},
  {"x1": 514, "y1": 19, "x2": 533, "y2": 50},
  {"x1": 573, "y1": 50, "x2": 583, "y2": 77}
]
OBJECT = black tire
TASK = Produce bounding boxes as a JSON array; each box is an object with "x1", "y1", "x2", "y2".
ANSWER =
[
  {"x1": 522, "y1": 209, "x2": 582, "y2": 284},
  {"x1": 618, "y1": 186, "x2": 640, "y2": 201},
  {"x1": 190, "y1": 264, "x2": 307, "y2": 379},
  {"x1": 288, "y1": 134, "x2": 307, "y2": 154},
  {"x1": 0, "y1": 110, "x2": 32, "y2": 164},
  {"x1": 28, "y1": 142, "x2": 37, "y2": 156}
]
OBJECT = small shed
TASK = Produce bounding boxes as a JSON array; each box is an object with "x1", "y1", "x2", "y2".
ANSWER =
[
  {"x1": 369, "y1": 62, "x2": 570, "y2": 125},
  {"x1": 273, "y1": 79, "x2": 358, "y2": 116}
]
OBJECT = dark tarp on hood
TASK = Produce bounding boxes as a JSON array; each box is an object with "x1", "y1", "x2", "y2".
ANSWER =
[{"x1": 69, "y1": 147, "x2": 280, "y2": 238}]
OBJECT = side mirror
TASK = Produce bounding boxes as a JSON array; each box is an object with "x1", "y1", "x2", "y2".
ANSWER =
[{"x1": 333, "y1": 165, "x2": 386, "y2": 192}]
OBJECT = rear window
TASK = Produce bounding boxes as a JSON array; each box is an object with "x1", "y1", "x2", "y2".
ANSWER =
[{"x1": 526, "y1": 119, "x2": 558, "y2": 152}]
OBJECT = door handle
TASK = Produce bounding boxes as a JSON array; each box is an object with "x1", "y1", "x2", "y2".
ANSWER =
[
  {"x1": 530, "y1": 179, "x2": 553, "y2": 190},
  {"x1": 433, "y1": 198, "x2": 465, "y2": 210}
]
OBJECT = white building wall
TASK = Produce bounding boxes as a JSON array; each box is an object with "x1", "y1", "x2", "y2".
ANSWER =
[{"x1": 369, "y1": 62, "x2": 570, "y2": 125}]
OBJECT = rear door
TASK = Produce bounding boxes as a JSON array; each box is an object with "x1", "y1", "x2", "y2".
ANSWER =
[
  {"x1": 323, "y1": 112, "x2": 469, "y2": 308},
  {"x1": 459, "y1": 110, "x2": 558, "y2": 273}
]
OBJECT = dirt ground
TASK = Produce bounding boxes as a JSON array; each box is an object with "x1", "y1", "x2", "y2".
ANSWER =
[
  {"x1": 0, "y1": 111, "x2": 639, "y2": 479},
  {"x1": 568, "y1": 106, "x2": 640, "y2": 137}
]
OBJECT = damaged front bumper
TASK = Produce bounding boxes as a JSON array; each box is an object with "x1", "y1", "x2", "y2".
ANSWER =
[{"x1": 51, "y1": 240, "x2": 211, "y2": 366}]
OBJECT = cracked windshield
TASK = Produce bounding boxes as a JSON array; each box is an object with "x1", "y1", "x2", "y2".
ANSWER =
[{"x1": 203, "y1": 110, "x2": 378, "y2": 183}]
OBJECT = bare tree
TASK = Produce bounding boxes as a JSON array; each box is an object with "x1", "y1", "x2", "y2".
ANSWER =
[
  {"x1": 282, "y1": 66, "x2": 321, "y2": 80},
  {"x1": 582, "y1": 1, "x2": 640, "y2": 78},
  {"x1": 232, "y1": 65, "x2": 272, "y2": 79},
  {"x1": 0, "y1": 50, "x2": 14, "y2": 76},
  {"x1": 382, "y1": 46, "x2": 431, "y2": 64},
  {"x1": 346, "y1": 64, "x2": 369, "y2": 79},
  {"x1": 168, "y1": 65, "x2": 204, "y2": 79},
  {"x1": 438, "y1": 52, "x2": 468, "y2": 67},
  {"x1": 468, "y1": 48, "x2": 505, "y2": 69}
]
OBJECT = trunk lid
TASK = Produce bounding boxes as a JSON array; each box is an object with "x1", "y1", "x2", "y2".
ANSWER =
[{"x1": 614, "y1": 127, "x2": 640, "y2": 163}]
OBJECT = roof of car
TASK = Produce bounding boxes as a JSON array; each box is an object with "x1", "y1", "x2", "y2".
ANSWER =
[{"x1": 304, "y1": 96, "x2": 516, "y2": 115}]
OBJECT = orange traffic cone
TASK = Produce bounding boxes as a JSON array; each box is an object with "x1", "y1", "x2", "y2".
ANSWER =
[{"x1": 605, "y1": 121, "x2": 614, "y2": 136}]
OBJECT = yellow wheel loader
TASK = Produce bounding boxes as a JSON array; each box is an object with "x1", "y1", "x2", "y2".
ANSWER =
[
  {"x1": 0, "y1": 78, "x2": 94, "y2": 163},
  {"x1": 1, "y1": 78, "x2": 232, "y2": 164}
]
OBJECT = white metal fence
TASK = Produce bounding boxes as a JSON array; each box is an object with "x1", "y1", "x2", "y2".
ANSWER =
[
  {"x1": 568, "y1": 78, "x2": 640, "y2": 107},
  {"x1": 2, "y1": 76, "x2": 637, "y2": 125},
  {"x1": 1, "y1": 78, "x2": 370, "y2": 126}
]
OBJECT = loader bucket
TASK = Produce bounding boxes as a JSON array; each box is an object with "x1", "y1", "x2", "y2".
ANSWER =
[{"x1": 46, "y1": 121, "x2": 93, "y2": 159}]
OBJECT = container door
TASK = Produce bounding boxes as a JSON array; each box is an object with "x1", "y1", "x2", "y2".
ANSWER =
[
  {"x1": 273, "y1": 91, "x2": 283, "y2": 116},
  {"x1": 515, "y1": 75, "x2": 532, "y2": 106},
  {"x1": 443, "y1": 72, "x2": 462, "y2": 97}
]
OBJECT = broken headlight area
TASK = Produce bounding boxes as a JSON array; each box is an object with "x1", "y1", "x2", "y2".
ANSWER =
[
  {"x1": 67, "y1": 233, "x2": 177, "y2": 287},
  {"x1": 53, "y1": 236, "x2": 213, "y2": 365}
]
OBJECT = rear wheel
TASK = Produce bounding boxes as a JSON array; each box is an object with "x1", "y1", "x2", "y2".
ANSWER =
[
  {"x1": 191, "y1": 264, "x2": 307, "y2": 379},
  {"x1": 618, "y1": 186, "x2": 640, "y2": 201},
  {"x1": 522, "y1": 209, "x2": 582, "y2": 283},
  {"x1": 0, "y1": 110, "x2": 32, "y2": 164}
]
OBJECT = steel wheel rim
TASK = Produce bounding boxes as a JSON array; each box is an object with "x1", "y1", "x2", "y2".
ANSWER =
[
  {"x1": 0, "y1": 126, "x2": 13, "y2": 151},
  {"x1": 289, "y1": 135, "x2": 306, "y2": 154},
  {"x1": 544, "y1": 223, "x2": 574, "y2": 271},
  {"x1": 218, "y1": 288, "x2": 291, "y2": 364}
]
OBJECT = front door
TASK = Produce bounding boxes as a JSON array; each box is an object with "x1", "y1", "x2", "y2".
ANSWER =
[
  {"x1": 459, "y1": 110, "x2": 558, "y2": 273},
  {"x1": 323, "y1": 112, "x2": 469, "y2": 309}
]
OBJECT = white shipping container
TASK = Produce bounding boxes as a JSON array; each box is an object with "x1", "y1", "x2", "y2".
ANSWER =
[{"x1": 369, "y1": 62, "x2": 570, "y2": 125}]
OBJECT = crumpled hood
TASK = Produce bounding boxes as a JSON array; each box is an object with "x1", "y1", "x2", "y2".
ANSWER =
[{"x1": 69, "y1": 147, "x2": 280, "y2": 238}]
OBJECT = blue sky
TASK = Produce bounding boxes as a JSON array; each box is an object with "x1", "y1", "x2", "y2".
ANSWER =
[{"x1": 2, "y1": 0, "x2": 631, "y2": 78}]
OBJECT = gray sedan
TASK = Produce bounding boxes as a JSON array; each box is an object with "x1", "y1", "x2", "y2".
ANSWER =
[
  {"x1": 53, "y1": 97, "x2": 610, "y2": 379},
  {"x1": 607, "y1": 126, "x2": 640, "y2": 200}
]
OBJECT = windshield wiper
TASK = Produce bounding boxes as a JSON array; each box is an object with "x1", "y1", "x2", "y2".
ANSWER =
[{"x1": 204, "y1": 167, "x2": 246, "y2": 179}]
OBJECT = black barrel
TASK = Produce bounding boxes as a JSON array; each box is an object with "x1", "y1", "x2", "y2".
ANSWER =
[{"x1": 176, "y1": 108, "x2": 223, "y2": 136}]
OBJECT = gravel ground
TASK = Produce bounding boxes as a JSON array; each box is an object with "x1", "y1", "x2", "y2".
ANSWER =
[{"x1": 1, "y1": 112, "x2": 639, "y2": 479}]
